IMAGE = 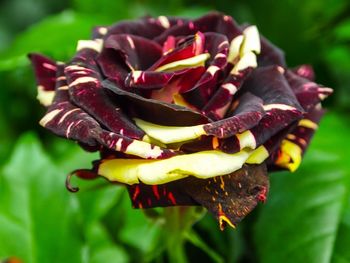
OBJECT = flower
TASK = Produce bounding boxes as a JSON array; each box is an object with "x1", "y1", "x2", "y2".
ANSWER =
[{"x1": 29, "y1": 12, "x2": 332, "y2": 230}]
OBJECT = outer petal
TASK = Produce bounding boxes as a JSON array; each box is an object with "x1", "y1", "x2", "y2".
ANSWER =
[
  {"x1": 28, "y1": 53, "x2": 57, "y2": 106},
  {"x1": 155, "y1": 12, "x2": 242, "y2": 44},
  {"x1": 269, "y1": 107, "x2": 325, "y2": 172},
  {"x1": 92, "y1": 16, "x2": 188, "y2": 39},
  {"x1": 127, "y1": 164, "x2": 269, "y2": 230},
  {"x1": 285, "y1": 70, "x2": 333, "y2": 111},
  {"x1": 40, "y1": 65, "x2": 177, "y2": 159},
  {"x1": 214, "y1": 66, "x2": 304, "y2": 153},
  {"x1": 258, "y1": 35, "x2": 286, "y2": 67},
  {"x1": 65, "y1": 43, "x2": 145, "y2": 140},
  {"x1": 292, "y1": 64, "x2": 315, "y2": 81}
]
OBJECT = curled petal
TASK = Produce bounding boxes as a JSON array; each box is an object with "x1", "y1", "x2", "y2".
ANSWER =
[{"x1": 66, "y1": 169, "x2": 99, "y2": 192}]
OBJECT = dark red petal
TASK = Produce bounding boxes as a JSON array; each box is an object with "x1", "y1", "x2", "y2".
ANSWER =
[
  {"x1": 41, "y1": 67, "x2": 177, "y2": 159},
  {"x1": 103, "y1": 34, "x2": 163, "y2": 71},
  {"x1": 287, "y1": 107, "x2": 324, "y2": 152},
  {"x1": 258, "y1": 35, "x2": 286, "y2": 67},
  {"x1": 203, "y1": 92, "x2": 265, "y2": 138},
  {"x1": 128, "y1": 164, "x2": 269, "y2": 229},
  {"x1": 181, "y1": 33, "x2": 229, "y2": 109},
  {"x1": 214, "y1": 66, "x2": 304, "y2": 153},
  {"x1": 149, "y1": 32, "x2": 205, "y2": 71},
  {"x1": 125, "y1": 67, "x2": 198, "y2": 91},
  {"x1": 151, "y1": 67, "x2": 206, "y2": 104},
  {"x1": 104, "y1": 18, "x2": 166, "y2": 39},
  {"x1": 94, "y1": 16, "x2": 188, "y2": 39},
  {"x1": 155, "y1": 12, "x2": 242, "y2": 44},
  {"x1": 28, "y1": 53, "x2": 57, "y2": 92},
  {"x1": 292, "y1": 64, "x2": 315, "y2": 81},
  {"x1": 97, "y1": 48, "x2": 129, "y2": 89},
  {"x1": 268, "y1": 107, "x2": 324, "y2": 171},
  {"x1": 202, "y1": 67, "x2": 253, "y2": 120},
  {"x1": 243, "y1": 66, "x2": 303, "y2": 110},
  {"x1": 65, "y1": 47, "x2": 145, "y2": 139},
  {"x1": 125, "y1": 71, "x2": 175, "y2": 90},
  {"x1": 103, "y1": 79, "x2": 211, "y2": 126},
  {"x1": 285, "y1": 70, "x2": 333, "y2": 111}
]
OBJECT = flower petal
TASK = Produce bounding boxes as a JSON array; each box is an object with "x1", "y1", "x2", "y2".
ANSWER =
[
  {"x1": 40, "y1": 63, "x2": 177, "y2": 159},
  {"x1": 292, "y1": 64, "x2": 315, "y2": 81},
  {"x1": 103, "y1": 79, "x2": 211, "y2": 126},
  {"x1": 65, "y1": 45, "x2": 146, "y2": 139},
  {"x1": 97, "y1": 149, "x2": 253, "y2": 185},
  {"x1": 155, "y1": 12, "x2": 242, "y2": 44},
  {"x1": 103, "y1": 34, "x2": 163, "y2": 71},
  {"x1": 181, "y1": 33, "x2": 229, "y2": 109},
  {"x1": 270, "y1": 107, "x2": 325, "y2": 172},
  {"x1": 134, "y1": 92, "x2": 264, "y2": 144},
  {"x1": 285, "y1": 70, "x2": 333, "y2": 111},
  {"x1": 28, "y1": 53, "x2": 57, "y2": 106},
  {"x1": 258, "y1": 35, "x2": 286, "y2": 66},
  {"x1": 127, "y1": 164, "x2": 269, "y2": 229}
]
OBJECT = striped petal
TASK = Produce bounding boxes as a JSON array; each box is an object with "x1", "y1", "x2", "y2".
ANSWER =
[
  {"x1": 66, "y1": 43, "x2": 145, "y2": 139},
  {"x1": 28, "y1": 53, "x2": 57, "y2": 106}
]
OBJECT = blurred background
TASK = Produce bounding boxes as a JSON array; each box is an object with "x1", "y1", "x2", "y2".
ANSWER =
[{"x1": 0, "y1": 0, "x2": 349, "y2": 262}]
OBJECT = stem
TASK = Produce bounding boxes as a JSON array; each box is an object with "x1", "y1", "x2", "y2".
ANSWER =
[
  {"x1": 163, "y1": 206, "x2": 205, "y2": 263},
  {"x1": 164, "y1": 207, "x2": 187, "y2": 263}
]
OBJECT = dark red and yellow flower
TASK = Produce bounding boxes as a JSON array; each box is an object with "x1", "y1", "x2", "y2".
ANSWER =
[{"x1": 29, "y1": 12, "x2": 332, "y2": 230}]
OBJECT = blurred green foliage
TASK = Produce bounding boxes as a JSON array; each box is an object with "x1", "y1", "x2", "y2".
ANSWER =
[{"x1": 0, "y1": 0, "x2": 349, "y2": 262}]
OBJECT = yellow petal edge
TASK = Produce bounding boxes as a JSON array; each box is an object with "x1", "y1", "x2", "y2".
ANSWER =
[{"x1": 98, "y1": 147, "x2": 269, "y2": 185}]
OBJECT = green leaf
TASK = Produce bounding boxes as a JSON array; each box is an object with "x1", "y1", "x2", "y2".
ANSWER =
[
  {"x1": 254, "y1": 113, "x2": 350, "y2": 263},
  {"x1": 0, "y1": 10, "x2": 114, "y2": 69},
  {"x1": 0, "y1": 133, "x2": 84, "y2": 263},
  {"x1": 86, "y1": 222, "x2": 129, "y2": 263},
  {"x1": 0, "y1": 133, "x2": 129, "y2": 262}
]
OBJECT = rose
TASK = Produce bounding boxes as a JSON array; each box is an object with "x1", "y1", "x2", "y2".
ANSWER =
[{"x1": 29, "y1": 12, "x2": 332, "y2": 229}]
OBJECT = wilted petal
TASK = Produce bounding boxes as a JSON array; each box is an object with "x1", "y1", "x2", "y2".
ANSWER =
[{"x1": 127, "y1": 164, "x2": 269, "y2": 229}]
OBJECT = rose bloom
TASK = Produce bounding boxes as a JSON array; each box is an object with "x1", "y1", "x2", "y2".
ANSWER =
[{"x1": 30, "y1": 12, "x2": 332, "y2": 229}]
